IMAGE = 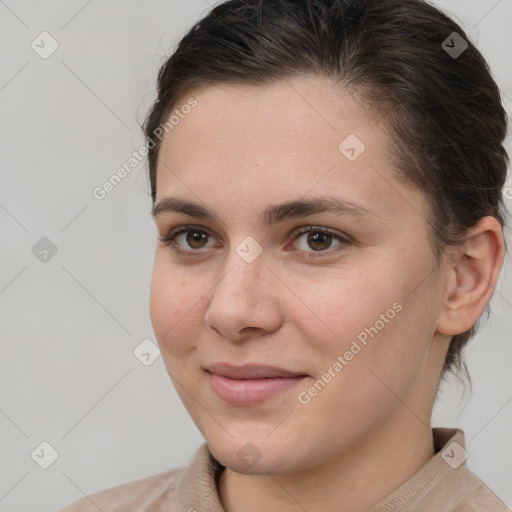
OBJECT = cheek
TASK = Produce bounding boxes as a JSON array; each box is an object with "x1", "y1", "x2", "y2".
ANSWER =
[
  {"x1": 295, "y1": 256, "x2": 429, "y2": 387},
  {"x1": 149, "y1": 259, "x2": 204, "y2": 357},
  {"x1": 307, "y1": 257, "x2": 437, "y2": 403},
  {"x1": 297, "y1": 266, "x2": 402, "y2": 353},
  {"x1": 291, "y1": 275, "x2": 424, "y2": 424}
]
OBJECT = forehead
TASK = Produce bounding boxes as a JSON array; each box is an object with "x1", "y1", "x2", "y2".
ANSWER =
[
  {"x1": 161, "y1": 77, "x2": 374, "y2": 155},
  {"x1": 154, "y1": 77, "x2": 428, "y2": 229}
]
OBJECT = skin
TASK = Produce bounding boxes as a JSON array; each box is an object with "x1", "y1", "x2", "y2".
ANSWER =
[{"x1": 149, "y1": 76, "x2": 505, "y2": 511}]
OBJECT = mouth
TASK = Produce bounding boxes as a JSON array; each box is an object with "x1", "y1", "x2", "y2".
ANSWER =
[{"x1": 205, "y1": 362, "x2": 309, "y2": 406}]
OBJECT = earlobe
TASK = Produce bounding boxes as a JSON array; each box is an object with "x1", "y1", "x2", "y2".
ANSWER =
[{"x1": 435, "y1": 217, "x2": 505, "y2": 337}]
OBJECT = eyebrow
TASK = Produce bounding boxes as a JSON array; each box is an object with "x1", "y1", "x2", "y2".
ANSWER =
[{"x1": 152, "y1": 195, "x2": 379, "y2": 225}]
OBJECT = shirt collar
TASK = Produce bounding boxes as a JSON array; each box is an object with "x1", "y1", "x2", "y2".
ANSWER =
[{"x1": 174, "y1": 428, "x2": 470, "y2": 511}]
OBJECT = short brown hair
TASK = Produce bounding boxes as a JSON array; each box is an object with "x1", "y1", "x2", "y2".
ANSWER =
[{"x1": 142, "y1": 0, "x2": 509, "y2": 378}]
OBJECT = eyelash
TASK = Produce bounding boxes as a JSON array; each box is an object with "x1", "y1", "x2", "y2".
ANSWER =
[{"x1": 158, "y1": 224, "x2": 350, "y2": 259}]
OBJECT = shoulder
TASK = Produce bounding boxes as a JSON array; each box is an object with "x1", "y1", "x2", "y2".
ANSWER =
[
  {"x1": 431, "y1": 428, "x2": 510, "y2": 511},
  {"x1": 453, "y1": 478, "x2": 510, "y2": 512},
  {"x1": 57, "y1": 465, "x2": 186, "y2": 512}
]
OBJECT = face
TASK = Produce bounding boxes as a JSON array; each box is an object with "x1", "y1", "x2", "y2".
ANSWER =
[{"x1": 150, "y1": 77, "x2": 450, "y2": 476}]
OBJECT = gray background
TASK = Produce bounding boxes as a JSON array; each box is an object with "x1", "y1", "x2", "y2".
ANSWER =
[{"x1": 0, "y1": 1, "x2": 510, "y2": 511}]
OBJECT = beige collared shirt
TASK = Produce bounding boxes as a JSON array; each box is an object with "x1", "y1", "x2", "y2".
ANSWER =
[{"x1": 59, "y1": 428, "x2": 509, "y2": 511}]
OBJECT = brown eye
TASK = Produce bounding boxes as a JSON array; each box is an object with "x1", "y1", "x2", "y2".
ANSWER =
[
  {"x1": 158, "y1": 226, "x2": 215, "y2": 253},
  {"x1": 291, "y1": 226, "x2": 349, "y2": 258},
  {"x1": 184, "y1": 230, "x2": 209, "y2": 249},
  {"x1": 305, "y1": 231, "x2": 333, "y2": 251}
]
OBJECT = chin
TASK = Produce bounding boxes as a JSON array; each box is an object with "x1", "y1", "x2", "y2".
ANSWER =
[
  {"x1": 205, "y1": 427, "x2": 311, "y2": 476},
  {"x1": 208, "y1": 440, "x2": 283, "y2": 475}
]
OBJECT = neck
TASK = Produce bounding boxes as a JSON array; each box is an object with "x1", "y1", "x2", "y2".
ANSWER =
[{"x1": 218, "y1": 413, "x2": 435, "y2": 512}]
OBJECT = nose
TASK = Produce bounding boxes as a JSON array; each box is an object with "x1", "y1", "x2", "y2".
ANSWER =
[{"x1": 203, "y1": 247, "x2": 283, "y2": 341}]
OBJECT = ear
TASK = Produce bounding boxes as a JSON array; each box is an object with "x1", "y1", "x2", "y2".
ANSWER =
[{"x1": 435, "y1": 216, "x2": 505, "y2": 336}]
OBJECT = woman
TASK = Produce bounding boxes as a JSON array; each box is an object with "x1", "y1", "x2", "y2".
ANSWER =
[{"x1": 60, "y1": 0, "x2": 510, "y2": 510}]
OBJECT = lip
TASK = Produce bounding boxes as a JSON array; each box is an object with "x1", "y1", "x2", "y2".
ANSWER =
[
  {"x1": 206, "y1": 362, "x2": 306, "y2": 379},
  {"x1": 205, "y1": 362, "x2": 308, "y2": 406}
]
